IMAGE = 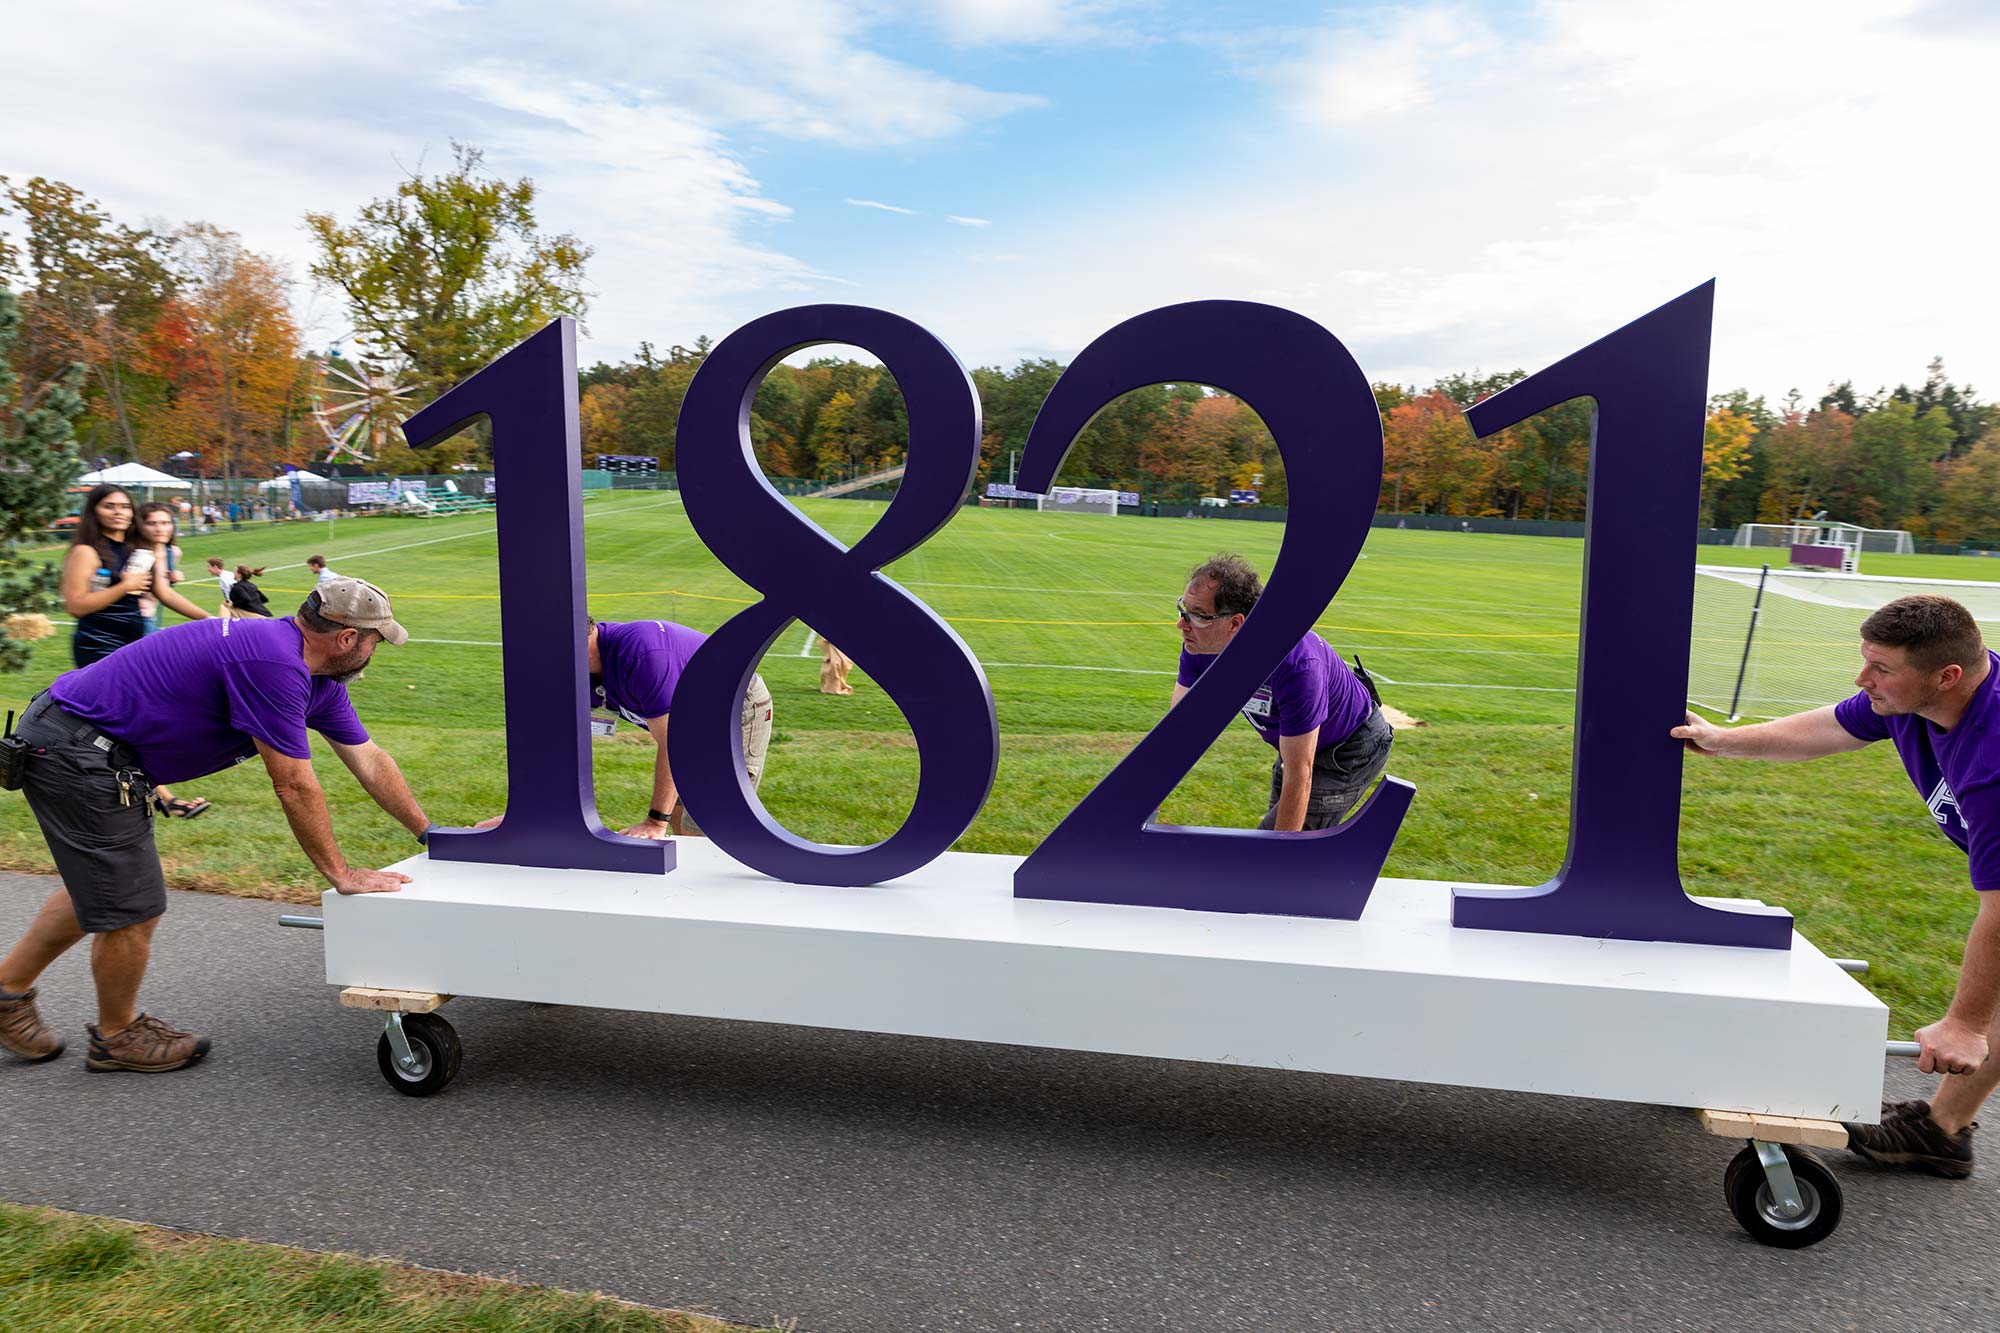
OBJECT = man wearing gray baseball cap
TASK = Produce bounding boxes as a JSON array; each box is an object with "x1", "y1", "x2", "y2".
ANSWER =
[{"x1": 0, "y1": 577, "x2": 430, "y2": 1074}]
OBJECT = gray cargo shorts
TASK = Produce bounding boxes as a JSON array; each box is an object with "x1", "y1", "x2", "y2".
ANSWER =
[
  {"x1": 1257, "y1": 705, "x2": 1394, "y2": 831},
  {"x1": 16, "y1": 695, "x2": 166, "y2": 933}
]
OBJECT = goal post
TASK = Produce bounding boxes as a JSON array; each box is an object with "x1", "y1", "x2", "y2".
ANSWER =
[
  {"x1": 1732, "y1": 521, "x2": 1914, "y2": 572},
  {"x1": 1038, "y1": 486, "x2": 1120, "y2": 517}
]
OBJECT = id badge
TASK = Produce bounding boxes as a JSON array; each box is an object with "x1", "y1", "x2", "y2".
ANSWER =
[{"x1": 589, "y1": 715, "x2": 617, "y2": 738}]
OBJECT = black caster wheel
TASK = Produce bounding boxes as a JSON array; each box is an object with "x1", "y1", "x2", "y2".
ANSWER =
[
  {"x1": 1725, "y1": 1145, "x2": 1843, "y2": 1248},
  {"x1": 375, "y1": 1013, "x2": 462, "y2": 1097}
]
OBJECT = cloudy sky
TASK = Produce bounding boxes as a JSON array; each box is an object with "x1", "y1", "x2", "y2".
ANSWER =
[{"x1": 4, "y1": 0, "x2": 1996, "y2": 401}]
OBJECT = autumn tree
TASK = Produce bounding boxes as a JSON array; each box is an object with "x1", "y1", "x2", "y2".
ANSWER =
[
  {"x1": 1892, "y1": 358, "x2": 1991, "y2": 458},
  {"x1": 1934, "y1": 431, "x2": 2000, "y2": 542},
  {"x1": 1700, "y1": 407, "x2": 1757, "y2": 526},
  {"x1": 305, "y1": 143, "x2": 592, "y2": 405},
  {"x1": 145, "y1": 224, "x2": 306, "y2": 480},
  {"x1": 1382, "y1": 391, "x2": 1481, "y2": 513},
  {"x1": 2, "y1": 176, "x2": 174, "y2": 458},
  {"x1": 1757, "y1": 403, "x2": 1853, "y2": 523},
  {"x1": 1842, "y1": 399, "x2": 1952, "y2": 527}
]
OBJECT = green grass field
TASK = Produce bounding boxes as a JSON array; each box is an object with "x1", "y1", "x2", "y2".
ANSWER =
[
  {"x1": 6, "y1": 492, "x2": 2000, "y2": 1036},
  {"x1": 0, "y1": 1203, "x2": 736, "y2": 1332}
]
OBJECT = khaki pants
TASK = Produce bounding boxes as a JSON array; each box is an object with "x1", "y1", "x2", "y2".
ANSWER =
[
  {"x1": 819, "y1": 641, "x2": 854, "y2": 695},
  {"x1": 674, "y1": 672, "x2": 772, "y2": 836}
]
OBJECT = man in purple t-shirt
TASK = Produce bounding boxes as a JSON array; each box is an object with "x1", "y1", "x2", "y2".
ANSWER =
[
  {"x1": 1675, "y1": 595, "x2": 2000, "y2": 1179},
  {"x1": 584, "y1": 618, "x2": 772, "y2": 839},
  {"x1": 1171, "y1": 554, "x2": 1390, "y2": 832},
  {"x1": 0, "y1": 579, "x2": 432, "y2": 1075}
]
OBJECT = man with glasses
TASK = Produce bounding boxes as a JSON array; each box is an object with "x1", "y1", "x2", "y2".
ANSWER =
[{"x1": 1172, "y1": 554, "x2": 1392, "y2": 831}]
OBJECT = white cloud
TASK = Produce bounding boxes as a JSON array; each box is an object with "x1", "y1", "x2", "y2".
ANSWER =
[
  {"x1": 1267, "y1": 6, "x2": 1496, "y2": 124},
  {"x1": 873, "y1": 0, "x2": 2000, "y2": 401},
  {"x1": 902, "y1": 0, "x2": 1135, "y2": 45},
  {"x1": 845, "y1": 199, "x2": 919, "y2": 214},
  {"x1": 947, "y1": 215, "x2": 993, "y2": 227},
  {"x1": 0, "y1": 0, "x2": 1043, "y2": 361}
]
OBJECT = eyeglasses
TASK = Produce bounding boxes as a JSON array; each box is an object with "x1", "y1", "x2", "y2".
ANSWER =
[{"x1": 1176, "y1": 597, "x2": 1228, "y2": 626}]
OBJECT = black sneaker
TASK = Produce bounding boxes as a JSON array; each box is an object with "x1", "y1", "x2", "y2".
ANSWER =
[{"x1": 1845, "y1": 1099, "x2": 1975, "y2": 1179}]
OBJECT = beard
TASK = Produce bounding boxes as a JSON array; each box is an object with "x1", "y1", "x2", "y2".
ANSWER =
[{"x1": 319, "y1": 640, "x2": 375, "y2": 684}]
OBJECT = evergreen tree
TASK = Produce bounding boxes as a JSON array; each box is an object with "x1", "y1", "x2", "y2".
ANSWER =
[{"x1": 0, "y1": 287, "x2": 86, "y2": 671}]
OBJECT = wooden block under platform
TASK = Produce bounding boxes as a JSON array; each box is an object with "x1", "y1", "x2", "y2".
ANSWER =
[
  {"x1": 339, "y1": 986, "x2": 450, "y2": 1014},
  {"x1": 1698, "y1": 1109, "x2": 1851, "y2": 1148}
]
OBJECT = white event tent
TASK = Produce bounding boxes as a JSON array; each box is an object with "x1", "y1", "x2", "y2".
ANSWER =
[
  {"x1": 74, "y1": 463, "x2": 192, "y2": 491},
  {"x1": 258, "y1": 470, "x2": 327, "y2": 489}
]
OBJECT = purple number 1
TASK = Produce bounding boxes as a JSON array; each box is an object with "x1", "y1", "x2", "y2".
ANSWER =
[
  {"x1": 401, "y1": 319, "x2": 673, "y2": 875},
  {"x1": 1451, "y1": 282, "x2": 1793, "y2": 948},
  {"x1": 1011, "y1": 302, "x2": 1414, "y2": 918}
]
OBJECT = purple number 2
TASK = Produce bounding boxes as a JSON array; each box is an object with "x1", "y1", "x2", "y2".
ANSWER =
[{"x1": 1010, "y1": 302, "x2": 1415, "y2": 918}]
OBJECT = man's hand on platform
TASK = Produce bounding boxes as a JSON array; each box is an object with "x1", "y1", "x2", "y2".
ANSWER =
[
  {"x1": 332, "y1": 867, "x2": 412, "y2": 895},
  {"x1": 472, "y1": 815, "x2": 503, "y2": 830},
  {"x1": 1915, "y1": 1015, "x2": 1989, "y2": 1076},
  {"x1": 618, "y1": 818, "x2": 671, "y2": 840}
]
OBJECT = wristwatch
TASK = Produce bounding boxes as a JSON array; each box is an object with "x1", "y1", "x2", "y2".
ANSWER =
[
  {"x1": 417, "y1": 821, "x2": 439, "y2": 845},
  {"x1": 648, "y1": 808, "x2": 672, "y2": 824}
]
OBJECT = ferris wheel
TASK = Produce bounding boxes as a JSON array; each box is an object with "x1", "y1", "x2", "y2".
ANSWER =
[{"x1": 311, "y1": 342, "x2": 417, "y2": 464}]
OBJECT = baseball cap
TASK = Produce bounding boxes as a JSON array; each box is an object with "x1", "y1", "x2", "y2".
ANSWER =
[{"x1": 313, "y1": 577, "x2": 408, "y2": 646}]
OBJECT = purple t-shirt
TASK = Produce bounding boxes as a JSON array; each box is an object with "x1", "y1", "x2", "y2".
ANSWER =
[
  {"x1": 1834, "y1": 648, "x2": 2000, "y2": 891},
  {"x1": 593, "y1": 620, "x2": 707, "y2": 725},
  {"x1": 1177, "y1": 630, "x2": 1374, "y2": 750},
  {"x1": 48, "y1": 616, "x2": 368, "y2": 784}
]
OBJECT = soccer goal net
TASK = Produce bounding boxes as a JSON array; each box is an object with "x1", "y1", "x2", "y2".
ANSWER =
[
  {"x1": 1038, "y1": 486, "x2": 1119, "y2": 516},
  {"x1": 1733, "y1": 521, "x2": 1914, "y2": 568},
  {"x1": 1688, "y1": 565, "x2": 2000, "y2": 720}
]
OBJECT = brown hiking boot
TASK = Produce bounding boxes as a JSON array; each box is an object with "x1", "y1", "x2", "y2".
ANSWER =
[
  {"x1": 1845, "y1": 1098, "x2": 1975, "y2": 1179},
  {"x1": 0, "y1": 988, "x2": 64, "y2": 1062},
  {"x1": 84, "y1": 1014, "x2": 211, "y2": 1073}
]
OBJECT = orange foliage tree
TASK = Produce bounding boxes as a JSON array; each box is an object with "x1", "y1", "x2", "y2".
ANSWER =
[{"x1": 142, "y1": 224, "x2": 306, "y2": 480}]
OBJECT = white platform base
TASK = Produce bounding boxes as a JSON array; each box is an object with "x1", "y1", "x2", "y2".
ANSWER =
[{"x1": 322, "y1": 841, "x2": 1887, "y2": 1119}]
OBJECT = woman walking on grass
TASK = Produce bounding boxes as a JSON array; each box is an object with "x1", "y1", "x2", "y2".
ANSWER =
[
  {"x1": 226, "y1": 566, "x2": 273, "y2": 617},
  {"x1": 127, "y1": 502, "x2": 215, "y2": 819}
]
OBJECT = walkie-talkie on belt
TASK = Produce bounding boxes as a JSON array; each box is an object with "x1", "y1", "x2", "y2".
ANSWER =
[{"x1": 0, "y1": 710, "x2": 30, "y2": 791}]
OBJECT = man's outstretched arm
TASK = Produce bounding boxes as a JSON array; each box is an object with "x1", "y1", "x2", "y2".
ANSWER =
[
  {"x1": 328, "y1": 738, "x2": 430, "y2": 839},
  {"x1": 257, "y1": 739, "x2": 410, "y2": 895},
  {"x1": 1671, "y1": 705, "x2": 1869, "y2": 761}
]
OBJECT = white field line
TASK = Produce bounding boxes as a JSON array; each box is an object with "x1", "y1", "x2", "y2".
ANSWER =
[
  {"x1": 258, "y1": 495, "x2": 684, "y2": 573},
  {"x1": 897, "y1": 577, "x2": 1578, "y2": 616},
  {"x1": 798, "y1": 629, "x2": 817, "y2": 658},
  {"x1": 398, "y1": 639, "x2": 1579, "y2": 692}
]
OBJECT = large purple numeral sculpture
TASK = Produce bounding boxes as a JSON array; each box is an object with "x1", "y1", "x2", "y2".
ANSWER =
[
  {"x1": 1011, "y1": 302, "x2": 1415, "y2": 917},
  {"x1": 403, "y1": 318, "x2": 673, "y2": 874},
  {"x1": 667, "y1": 306, "x2": 999, "y2": 885},
  {"x1": 1450, "y1": 281, "x2": 1792, "y2": 948}
]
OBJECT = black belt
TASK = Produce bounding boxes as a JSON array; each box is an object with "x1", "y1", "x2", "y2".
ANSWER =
[{"x1": 21, "y1": 694, "x2": 143, "y2": 770}]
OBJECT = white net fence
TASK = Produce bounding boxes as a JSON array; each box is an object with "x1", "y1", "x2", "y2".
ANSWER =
[{"x1": 1689, "y1": 566, "x2": 2000, "y2": 719}]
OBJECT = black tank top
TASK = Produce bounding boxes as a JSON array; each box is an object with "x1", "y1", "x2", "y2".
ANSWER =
[{"x1": 72, "y1": 541, "x2": 146, "y2": 668}]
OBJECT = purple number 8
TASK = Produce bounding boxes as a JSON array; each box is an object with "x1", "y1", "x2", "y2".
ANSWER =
[{"x1": 667, "y1": 306, "x2": 1000, "y2": 885}]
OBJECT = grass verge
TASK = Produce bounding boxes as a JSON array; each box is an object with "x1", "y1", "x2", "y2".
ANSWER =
[{"x1": 0, "y1": 1201, "x2": 776, "y2": 1332}]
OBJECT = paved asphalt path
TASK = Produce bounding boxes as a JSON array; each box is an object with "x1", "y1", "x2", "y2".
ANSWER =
[{"x1": 0, "y1": 872, "x2": 1993, "y2": 1332}]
